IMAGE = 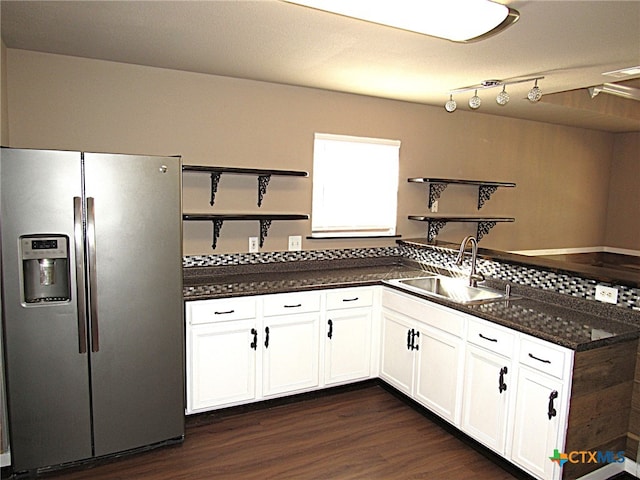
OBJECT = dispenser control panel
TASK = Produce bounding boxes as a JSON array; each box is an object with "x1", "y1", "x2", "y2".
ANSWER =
[
  {"x1": 20, "y1": 234, "x2": 71, "y2": 304},
  {"x1": 21, "y1": 236, "x2": 68, "y2": 260}
]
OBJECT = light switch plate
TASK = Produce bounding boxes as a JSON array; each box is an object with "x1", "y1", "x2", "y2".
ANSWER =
[{"x1": 595, "y1": 285, "x2": 618, "y2": 304}]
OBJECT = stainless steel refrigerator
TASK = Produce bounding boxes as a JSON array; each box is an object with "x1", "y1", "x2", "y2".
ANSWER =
[{"x1": 0, "y1": 147, "x2": 185, "y2": 473}]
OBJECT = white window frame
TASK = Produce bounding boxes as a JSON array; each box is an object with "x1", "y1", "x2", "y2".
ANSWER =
[{"x1": 311, "y1": 133, "x2": 400, "y2": 238}]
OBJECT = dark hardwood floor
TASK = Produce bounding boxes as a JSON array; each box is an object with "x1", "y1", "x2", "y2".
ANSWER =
[{"x1": 40, "y1": 384, "x2": 528, "y2": 479}]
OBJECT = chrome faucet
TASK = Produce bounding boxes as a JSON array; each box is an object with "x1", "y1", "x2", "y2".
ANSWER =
[{"x1": 455, "y1": 236, "x2": 485, "y2": 287}]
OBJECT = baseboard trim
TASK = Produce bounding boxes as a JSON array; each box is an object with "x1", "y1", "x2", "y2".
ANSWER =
[{"x1": 574, "y1": 457, "x2": 638, "y2": 480}]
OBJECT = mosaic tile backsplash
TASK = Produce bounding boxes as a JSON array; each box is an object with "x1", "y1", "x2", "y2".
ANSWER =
[{"x1": 183, "y1": 244, "x2": 639, "y2": 311}]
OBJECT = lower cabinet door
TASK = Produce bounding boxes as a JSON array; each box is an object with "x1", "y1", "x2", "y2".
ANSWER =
[
  {"x1": 187, "y1": 320, "x2": 257, "y2": 413},
  {"x1": 414, "y1": 325, "x2": 464, "y2": 425},
  {"x1": 262, "y1": 313, "x2": 320, "y2": 397},
  {"x1": 510, "y1": 366, "x2": 564, "y2": 480},
  {"x1": 324, "y1": 307, "x2": 373, "y2": 385},
  {"x1": 380, "y1": 309, "x2": 416, "y2": 396},
  {"x1": 461, "y1": 345, "x2": 511, "y2": 454}
]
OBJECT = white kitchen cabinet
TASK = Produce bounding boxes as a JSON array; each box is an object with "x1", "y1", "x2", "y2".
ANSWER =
[
  {"x1": 324, "y1": 287, "x2": 374, "y2": 386},
  {"x1": 185, "y1": 296, "x2": 258, "y2": 414},
  {"x1": 461, "y1": 343, "x2": 512, "y2": 454},
  {"x1": 461, "y1": 318, "x2": 515, "y2": 454},
  {"x1": 414, "y1": 323, "x2": 464, "y2": 425},
  {"x1": 381, "y1": 289, "x2": 465, "y2": 425},
  {"x1": 380, "y1": 307, "x2": 416, "y2": 395},
  {"x1": 262, "y1": 291, "x2": 321, "y2": 398},
  {"x1": 510, "y1": 366, "x2": 564, "y2": 480},
  {"x1": 510, "y1": 337, "x2": 572, "y2": 480},
  {"x1": 188, "y1": 319, "x2": 257, "y2": 413}
]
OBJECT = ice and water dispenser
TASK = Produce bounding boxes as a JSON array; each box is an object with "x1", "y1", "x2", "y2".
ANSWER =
[{"x1": 20, "y1": 235, "x2": 71, "y2": 304}]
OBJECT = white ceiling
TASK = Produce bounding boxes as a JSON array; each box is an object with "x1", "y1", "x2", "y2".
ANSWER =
[{"x1": 2, "y1": 0, "x2": 640, "y2": 132}]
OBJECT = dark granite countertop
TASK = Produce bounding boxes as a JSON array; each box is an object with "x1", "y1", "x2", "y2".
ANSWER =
[{"x1": 183, "y1": 260, "x2": 640, "y2": 352}]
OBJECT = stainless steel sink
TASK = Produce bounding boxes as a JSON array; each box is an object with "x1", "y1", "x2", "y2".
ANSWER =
[{"x1": 385, "y1": 276, "x2": 512, "y2": 305}]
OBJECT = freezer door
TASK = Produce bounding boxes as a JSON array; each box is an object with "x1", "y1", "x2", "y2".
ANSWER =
[
  {"x1": 83, "y1": 153, "x2": 184, "y2": 456},
  {"x1": 0, "y1": 148, "x2": 93, "y2": 471}
]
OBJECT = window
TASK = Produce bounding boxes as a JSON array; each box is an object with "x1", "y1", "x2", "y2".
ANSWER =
[{"x1": 311, "y1": 133, "x2": 400, "y2": 238}]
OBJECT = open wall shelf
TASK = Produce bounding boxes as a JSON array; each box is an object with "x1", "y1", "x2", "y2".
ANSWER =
[
  {"x1": 183, "y1": 165, "x2": 309, "y2": 250},
  {"x1": 183, "y1": 214, "x2": 309, "y2": 250},
  {"x1": 183, "y1": 165, "x2": 308, "y2": 207},
  {"x1": 408, "y1": 178, "x2": 516, "y2": 210},
  {"x1": 408, "y1": 216, "x2": 515, "y2": 243}
]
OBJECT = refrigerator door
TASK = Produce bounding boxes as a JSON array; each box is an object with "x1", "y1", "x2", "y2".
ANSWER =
[
  {"x1": 83, "y1": 153, "x2": 184, "y2": 456},
  {"x1": 0, "y1": 148, "x2": 93, "y2": 470}
]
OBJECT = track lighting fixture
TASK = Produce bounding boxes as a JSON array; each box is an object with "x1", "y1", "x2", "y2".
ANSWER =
[
  {"x1": 496, "y1": 85, "x2": 510, "y2": 105},
  {"x1": 445, "y1": 94, "x2": 457, "y2": 112},
  {"x1": 445, "y1": 76, "x2": 544, "y2": 112},
  {"x1": 527, "y1": 79, "x2": 542, "y2": 102},
  {"x1": 468, "y1": 90, "x2": 481, "y2": 109}
]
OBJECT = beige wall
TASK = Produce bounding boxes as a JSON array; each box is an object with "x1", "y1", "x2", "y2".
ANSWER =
[
  {"x1": 606, "y1": 132, "x2": 640, "y2": 251},
  {"x1": 1, "y1": 40, "x2": 8, "y2": 145},
  {"x1": 5, "y1": 48, "x2": 631, "y2": 256}
]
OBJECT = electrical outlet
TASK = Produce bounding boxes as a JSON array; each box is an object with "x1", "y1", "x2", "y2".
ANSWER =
[
  {"x1": 288, "y1": 235, "x2": 302, "y2": 251},
  {"x1": 248, "y1": 236, "x2": 259, "y2": 253},
  {"x1": 430, "y1": 200, "x2": 439, "y2": 213},
  {"x1": 595, "y1": 285, "x2": 618, "y2": 304}
]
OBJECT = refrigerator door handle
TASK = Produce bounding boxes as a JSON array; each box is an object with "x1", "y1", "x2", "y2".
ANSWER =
[
  {"x1": 87, "y1": 196, "x2": 100, "y2": 352},
  {"x1": 74, "y1": 196, "x2": 88, "y2": 354}
]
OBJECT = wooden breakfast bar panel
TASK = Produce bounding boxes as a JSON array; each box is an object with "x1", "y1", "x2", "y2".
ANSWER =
[{"x1": 563, "y1": 338, "x2": 638, "y2": 479}]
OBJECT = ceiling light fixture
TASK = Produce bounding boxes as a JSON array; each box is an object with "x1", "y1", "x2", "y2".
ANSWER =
[
  {"x1": 588, "y1": 83, "x2": 640, "y2": 102},
  {"x1": 283, "y1": 0, "x2": 519, "y2": 42},
  {"x1": 527, "y1": 79, "x2": 542, "y2": 102},
  {"x1": 469, "y1": 90, "x2": 482, "y2": 109},
  {"x1": 445, "y1": 94, "x2": 457, "y2": 113},
  {"x1": 445, "y1": 77, "x2": 544, "y2": 112},
  {"x1": 496, "y1": 85, "x2": 510, "y2": 106}
]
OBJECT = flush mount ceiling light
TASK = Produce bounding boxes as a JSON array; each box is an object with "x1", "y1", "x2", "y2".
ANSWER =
[
  {"x1": 445, "y1": 77, "x2": 544, "y2": 112},
  {"x1": 283, "y1": 0, "x2": 519, "y2": 42}
]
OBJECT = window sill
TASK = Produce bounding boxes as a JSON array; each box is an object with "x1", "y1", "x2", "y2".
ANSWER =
[{"x1": 307, "y1": 234, "x2": 402, "y2": 240}]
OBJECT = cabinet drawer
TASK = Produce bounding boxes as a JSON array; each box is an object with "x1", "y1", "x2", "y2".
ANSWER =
[
  {"x1": 187, "y1": 297, "x2": 257, "y2": 325},
  {"x1": 326, "y1": 287, "x2": 374, "y2": 310},
  {"x1": 263, "y1": 291, "x2": 321, "y2": 316},
  {"x1": 519, "y1": 337, "x2": 569, "y2": 379},
  {"x1": 467, "y1": 320, "x2": 514, "y2": 358}
]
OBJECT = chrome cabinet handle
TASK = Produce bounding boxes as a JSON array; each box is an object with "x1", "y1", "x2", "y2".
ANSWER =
[
  {"x1": 87, "y1": 197, "x2": 99, "y2": 353},
  {"x1": 73, "y1": 197, "x2": 87, "y2": 354}
]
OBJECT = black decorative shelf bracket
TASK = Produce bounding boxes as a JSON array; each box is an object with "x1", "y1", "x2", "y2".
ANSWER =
[
  {"x1": 428, "y1": 183, "x2": 448, "y2": 209},
  {"x1": 478, "y1": 185, "x2": 499, "y2": 210},
  {"x1": 209, "y1": 172, "x2": 221, "y2": 206},
  {"x1": 427, "y1": 220, "x2": 448, "y2": 242},
  {"x1": 477, "y1": 221, "x2": 498, "y2": 241},
  {"x1": 258, "y1": 175, "x2": 271, "y2": 207},
  {"x1": 211, "y1": 218, "x2": 224, "y2": 249},
  {"x1": 259, "y1": 219, "x2": 272, "y2": 247}
]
